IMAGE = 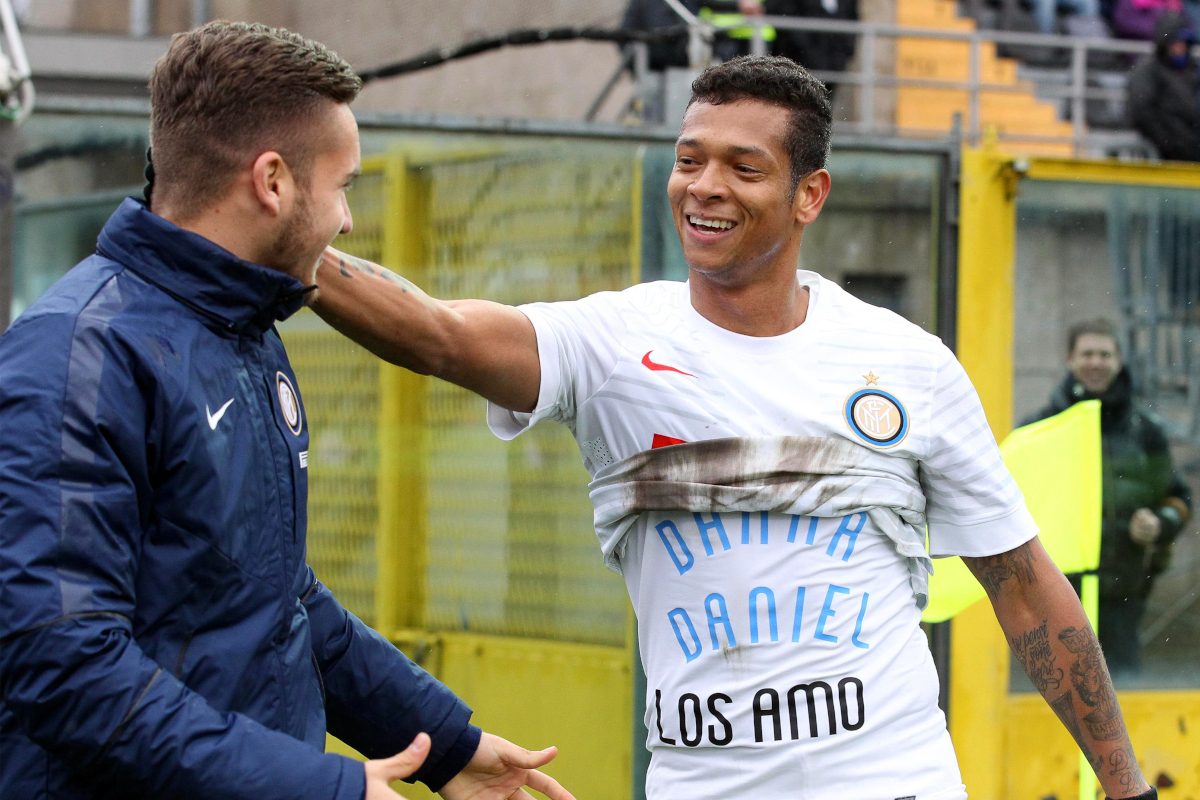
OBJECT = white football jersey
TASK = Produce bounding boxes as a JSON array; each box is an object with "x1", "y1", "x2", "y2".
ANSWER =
[{"x1": 489, "y1": 272, "x2": 1037, "y2": 800}]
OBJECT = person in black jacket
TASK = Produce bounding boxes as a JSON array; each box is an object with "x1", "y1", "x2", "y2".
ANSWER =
[
  {"x1": 1024, "y1": 319, "x2": 1192, "y2": 676},
  {"x1": 1128, "y1": 12, "x2": 1200, "y2": 162}
]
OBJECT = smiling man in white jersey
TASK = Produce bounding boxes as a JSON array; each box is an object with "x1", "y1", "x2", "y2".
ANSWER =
[{"x1": 310, "y1": 56, "x2": 1155, "y2": 800}]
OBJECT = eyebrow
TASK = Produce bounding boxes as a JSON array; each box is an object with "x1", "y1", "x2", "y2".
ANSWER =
[{"x1": 675, "y1": 138, "x2": 773, "y2": 159}]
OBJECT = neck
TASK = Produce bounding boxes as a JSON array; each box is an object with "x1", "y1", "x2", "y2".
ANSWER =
[
  {"x1": 155, "y1": 197, "x2": 273, "y2": 271},
  {"x1": 688, "y1": 253, "x2": 809, "y2": 337}
]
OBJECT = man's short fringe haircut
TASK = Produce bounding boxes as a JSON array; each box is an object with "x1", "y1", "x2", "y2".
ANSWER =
[
  {"x1": 149, "y1": 20, "x2": 361, "y2": 219},
  {"x1": 688, "y1": 56, "x2": 832, "y2": 197},
  {"x1": 1068, "y1": 318, "x2": 1121, "y2": 355}
]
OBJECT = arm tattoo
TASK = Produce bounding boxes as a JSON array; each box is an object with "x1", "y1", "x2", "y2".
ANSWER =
[
  {"x1": 1049, "y1": 690, "x2": 1100, "y2": 770},
  {"x1": 969, "y1": 541, "x2": 1038, "y2": 599},
  {"x1": 338, "y1": 254, "x2": 413, "y2": 293},
  {"x1": 1108, "y1": 748, "x2": 1137, "y2": 794},
  {"x1": 1058, "y1": 626, "x2": 1123, "y2": 741},
  {"x1": 1010, "y1": 619, "x2": 1064, "y2": 694}
]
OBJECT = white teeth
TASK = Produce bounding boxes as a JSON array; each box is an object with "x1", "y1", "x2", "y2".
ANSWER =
[{"x1": 688, "y1": 215, "x2": 734, "y2": 231}]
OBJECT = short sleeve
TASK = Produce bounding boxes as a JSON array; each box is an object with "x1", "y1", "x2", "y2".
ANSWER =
[
  {"x1": 919, "y1": 347, "x2": 1039, "y2": 557},
  {"x1": 486, "y1": 291, "x2": 627, "y2": 440}
]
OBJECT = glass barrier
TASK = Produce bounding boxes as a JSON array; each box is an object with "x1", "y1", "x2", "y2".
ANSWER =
[{"x1": 1012, "y1": 179, "x2": 1200, "y2": 691}]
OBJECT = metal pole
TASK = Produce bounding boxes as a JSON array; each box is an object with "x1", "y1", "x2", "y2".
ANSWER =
[
  {"x1": 859, "y1": 28, "x2": 876, "y2": 135},
  {"x1": 191, "y1": 0, "x2": 210, "y2": 29},
  {"x1": 0, "y1": 117, "x2": 14, "y2": 329},
  {"x1": 968, "y1": 34, "x2": 981, "y2": 144},
  {"x1": 129, "y1": 0, "x2": 152, "y2": 38},
  {"x1": 750, "y1": 21, "x2": 767, "y2": 57},
  {"x1": 1070, "y1": 41, "x2": 1087, "y2": 157}
]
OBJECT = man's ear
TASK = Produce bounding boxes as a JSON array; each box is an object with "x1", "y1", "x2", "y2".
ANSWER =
[
  {"x1": 793, "y1": 168, "x2": 832, "y2": 226},
  {"x1": 250, "y1": 151, "x2": 292, "y2": 217}
]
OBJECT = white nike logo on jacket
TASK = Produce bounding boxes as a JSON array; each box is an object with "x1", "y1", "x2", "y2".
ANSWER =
[{"x1": 206, "y1": 398, "x2": 235, "y2": 430}]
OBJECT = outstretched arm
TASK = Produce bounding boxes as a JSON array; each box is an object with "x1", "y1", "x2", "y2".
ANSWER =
[
  {"x1": 962, "y1": 538, "x2": 1151, "y2": 799},
  {"x1": 310, "y1": 246, "x2": 540, "y2": 412}
]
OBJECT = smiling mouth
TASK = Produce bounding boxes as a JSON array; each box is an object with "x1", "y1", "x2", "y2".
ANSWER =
[{"x1": 687, "y1": 214, "x2": 737, "y2": 233}]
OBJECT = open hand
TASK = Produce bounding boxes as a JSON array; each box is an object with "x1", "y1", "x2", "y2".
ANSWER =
[
  {"x1": 365, "y1": 733, "x2": 431, "y2": 800},
  {"x1": 438, "y1": 732, "x2": 575, "y2": 800},
  {"x1": 1130, "y1": 508, "x2": 1161, "y2": 547}
]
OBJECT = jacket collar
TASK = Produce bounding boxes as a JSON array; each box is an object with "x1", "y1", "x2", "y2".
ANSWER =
[
  {"x1": 96, "y1": 198, "x2": 311, "y2": 337},
  {"x1": 1049, "y1": 368, "x2": 1135, "y2": 431}
]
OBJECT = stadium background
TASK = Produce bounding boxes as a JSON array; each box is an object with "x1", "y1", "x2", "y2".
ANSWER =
[{"x1": 6, "y1": 1, "x2": 1200, "y2": 798}]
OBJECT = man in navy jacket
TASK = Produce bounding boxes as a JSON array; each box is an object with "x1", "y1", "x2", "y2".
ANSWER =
[{"x1": 0, "y1": 21, "x2": 572, "y2": 800}]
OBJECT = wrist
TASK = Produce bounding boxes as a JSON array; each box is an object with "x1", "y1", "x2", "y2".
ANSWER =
[{"x1": 1107, "y1": 787, "x2": 1156, "y2": 800}]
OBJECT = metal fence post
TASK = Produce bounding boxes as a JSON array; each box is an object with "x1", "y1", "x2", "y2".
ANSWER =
[
  {"x1": 128, "y1": 0, "x2": 152, "y2": 37},
  {"x1": 751, "y1": 21, "x2": 767, "y2": 57},
  {"x1": 1070, "y1": 41, "x2": 1087, "y2": 157},
  {"x1": 968, "y1": 34, "x2": 981, "y2": 144},
  {"x1": 191, "y1": 0, "x2": 209, "y2": 29},
  {"x1": 859, "y1": 28, "x2": 877, "y2": 135}
]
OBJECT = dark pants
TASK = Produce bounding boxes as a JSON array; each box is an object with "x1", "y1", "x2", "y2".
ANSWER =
[{"x1": 1098, "y1": 597, "x2": 1147, "y2": 678}]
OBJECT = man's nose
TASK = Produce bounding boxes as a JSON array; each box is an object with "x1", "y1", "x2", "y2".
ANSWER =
[
  {"x1": 689, "y1": 162, "x2": 729, "y2": 201},
  {"x1": 340, "y1": 195, "x2": 353, "y2": 235}
]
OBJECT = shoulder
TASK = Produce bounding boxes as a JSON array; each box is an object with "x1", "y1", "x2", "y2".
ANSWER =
[
  {"x1": 814, "y1": 275, "x2": 948, "y2": 367},
  {"x1": 2, "y1": 257, "x2": 184, "y2": 391},
  {"x1": 521, "y1": 280, "x2": 685, "y2": 334}
]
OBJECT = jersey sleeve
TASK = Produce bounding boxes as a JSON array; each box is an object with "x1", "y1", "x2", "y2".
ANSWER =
[
  {"x1": 919, "y1": 347, "x2": 1039, "y2": 557},
  {"x1": 486, "y1": 291, "x2": 627, "y2": 440}
]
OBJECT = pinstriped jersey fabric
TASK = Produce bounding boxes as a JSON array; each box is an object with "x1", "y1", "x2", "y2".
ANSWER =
[{"x1": 488, "y1": 272, "x2": 1036, "y2": 799}]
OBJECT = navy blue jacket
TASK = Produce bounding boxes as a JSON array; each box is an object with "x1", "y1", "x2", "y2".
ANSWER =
[{"x1": 0, "y1": 199, "x2": 480, "y2": 799}]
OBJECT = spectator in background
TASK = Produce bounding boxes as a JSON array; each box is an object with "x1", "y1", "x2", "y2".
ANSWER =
[
  {"x1": 1029, "y1": 0, "x2": 1101, "y2": 34},
  {"x1": 1113, "y1": 0, "x2": 1194, "y2": 39},
  {"x1": 1128, "y1": 12, "x2": 1200, "y2": 160},
  {"x1": 758, "y1": 0, "x2": 860, "y2": 80},
  {"x1": 1024, "y1": 319, "x2": 1192, "y2": 677},
  {"x1": 621, "y1": 0, "x2": 701, "y2": 70}
]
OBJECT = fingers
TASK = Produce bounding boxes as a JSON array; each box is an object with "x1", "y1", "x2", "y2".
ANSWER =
[
  {"x1": 378, "y1": 732, "x2": 431, "y2": 782},
  {"x1": 524, "y1": 769, "x2": 577, "y2": 800},
  {"x1": 499, "y1": 743, "x2": 558, "y2": 770}
]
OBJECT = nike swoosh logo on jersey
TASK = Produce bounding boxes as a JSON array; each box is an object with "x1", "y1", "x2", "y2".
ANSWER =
[
  {"x1": 206, "y1": 398, "x2": 235, "y2": 430},
  {"x1": 642, "y1": 350, "x2": 696, "y2": 378}
]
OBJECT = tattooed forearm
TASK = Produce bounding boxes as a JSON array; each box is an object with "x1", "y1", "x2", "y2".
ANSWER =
[
  {"x1": 1048, "y1": 690, "x2": 1101, "y2": 770},
  {"x1": 1059, "y1": 626, "x2": 1123, "y2": 741},
  {"x1": 965, "y1": 541, "x2": 1038, "y2": 599},
  {"x1": 1107, "y1": 747, "x2": 1138, "y2": 795},
  {"x1": 337, "y1": 253, "x2": 415, "y2": 293},
  {"x1": 1010, "y1": 620, "x2": 1064, "y2": 694}
]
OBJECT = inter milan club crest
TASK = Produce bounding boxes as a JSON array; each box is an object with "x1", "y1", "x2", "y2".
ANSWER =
[
  {"x1": 276, "y1": 371, "x2": 303, "y2": 436},
  {"x1": 844, "y1": 371, "x2": 908, "y2": 448}
]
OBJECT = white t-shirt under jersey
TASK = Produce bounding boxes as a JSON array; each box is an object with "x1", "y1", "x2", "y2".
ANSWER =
[{"x1": 488, "y1": 272, "x2": 1038, "y2": 800}]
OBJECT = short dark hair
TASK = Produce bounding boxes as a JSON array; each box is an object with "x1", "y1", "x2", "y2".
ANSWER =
[
  {"x1": 688, "y1": 56, "x2": 832, "y2": 196},
  {"x1": 1067, "y1": 318, "x2": 1120, "y2": 355},
  {"x1": 149, "y1": 21, "x2": 362, "y2": 219}
]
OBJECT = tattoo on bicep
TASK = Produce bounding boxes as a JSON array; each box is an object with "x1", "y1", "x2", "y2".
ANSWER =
[
  {"x1": 1049, "y1": 690, "x2": 1100, "y2": 770},
  {"x1": 1010, "y1": 619, "x2": 1064, "y2": 694},
  {"x1": 1058, "y1": 626, "x2": 1122, "y2": 741},
  {"x1": 969, "y1": 541, "x2": 1038, "y2": 598}
]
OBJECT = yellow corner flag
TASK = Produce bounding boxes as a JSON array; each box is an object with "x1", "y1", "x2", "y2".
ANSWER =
[{"x1": 921, "y1": 399, "x2": 1102, "y2": 623}]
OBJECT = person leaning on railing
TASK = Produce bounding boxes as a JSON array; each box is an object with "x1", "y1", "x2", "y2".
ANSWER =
[{"x1": 1022, "y1": 318, "x2": 1193, "y2": 678}]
